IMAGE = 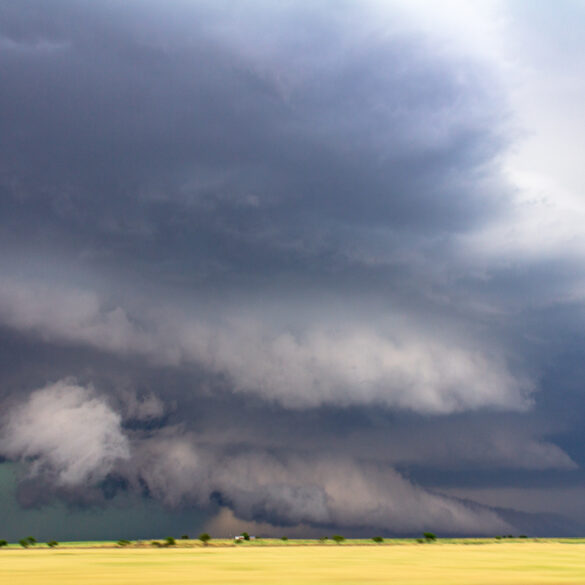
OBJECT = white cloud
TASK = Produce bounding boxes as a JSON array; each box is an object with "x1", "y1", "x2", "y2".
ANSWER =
[
  {"x1": 442, "y1": 2, "x2": 585, "y2": 268},
  {"x1": 0, "y1": 280, "x2": 161, "y2": 358},
  {"x1": 1, "y1": 379, "x2": 130, "y2": 486},
  {"x1": 180, "y1": 319, "x2": 532, "y2": 412},
  {"x1": 0, "y1": 278, "x2": 532, "y2": 414}
]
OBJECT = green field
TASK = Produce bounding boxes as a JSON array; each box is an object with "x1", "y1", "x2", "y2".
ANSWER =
[{"x1": 3, "y1": 541, "x2": 585, "y2": 584}]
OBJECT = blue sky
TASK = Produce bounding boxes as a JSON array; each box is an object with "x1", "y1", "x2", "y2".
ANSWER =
[{"x1": 1, "y1": 0, "x2": 585, "y2": 539}]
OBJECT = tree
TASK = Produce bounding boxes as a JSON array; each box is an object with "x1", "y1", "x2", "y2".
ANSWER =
[
  {"x1": 372, "y1": 536, "x2": 384, "y2": 543},
  {"x1": 331, "y1": 535, "x2": 345, "y2": 544},
  {"x1": 281, "y1": 536, "x2": 288, "y2": 541},
  {"x1": 198, "y1": 533, "x2": 211, "y2": 545},
  {"x1": 423, "y1": 532, "x2": 437, "y2": 542},
  {"x1": 0, "y1": 540, "x2": 7, "y2": 547},
  {"x1": 241, "y1": 532, "x2": 250, "y2": 541},
  {"x1": 47, "y1": 541, "x2": 59, "y2": 548},
  {"x1": 165, "y1": 537, "x2": 176, "y2": 546},
  {"x1": 181, "y1": 534, "x2": 189, "y2": 540},
  {"x1": 117, "y1": 539, "x2": 131, "y2": 547},
  {"x1": 19, "y1": 539, "x2": 30, "y2": 548}
]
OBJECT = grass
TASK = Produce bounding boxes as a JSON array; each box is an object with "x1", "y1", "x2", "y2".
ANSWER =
[{"x1": 2, "y1": 541, "x2": 585, "y2": 584}]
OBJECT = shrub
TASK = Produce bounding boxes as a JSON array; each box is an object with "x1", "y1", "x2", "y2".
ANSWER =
[
  {"x1": 181, "y1": 534, "x2": 189, "y2": 540},
  {"x1": 423, "y1": 532, "x2": 437, "y2": 542},
  {"x1": 26, "y1": 536, "x2": 36, "y2": 545},
  {"x1": 372, "y1": 536, "x2": 384, "y2": 543},
  {"x1": 47, "y1": 541, "x2": 59, "y2": 548},
  {"x1": 332, "y1": 535, "x2": 345, "y2": 544},
  {"x1": 416, "y1": 538, "x2": 425, "y2": 543},
  {"x1": 281, "y1": 536, "x2": 288, "y2": 541},
  {"x1": 117, "y1": 539, "x2": 131, "y2": 547},
  {"x1": 19, "y1": 539, "x2": 30, "y2": 548},
  {"x1": 151, "y1": 541, "x2": 162, "y2": 547},
  {"x1": 319, "y1": 536, "x2": 328, "y2": 543},
  {"x1": 199, "y1": 533, "x2": 211, "y2": 545},
  {"x1": 165, "y1": 537, "x2": 176, "y2": 546},
  {"x1": 0, "y1": 540, "x2": 7, "y2": 547}
]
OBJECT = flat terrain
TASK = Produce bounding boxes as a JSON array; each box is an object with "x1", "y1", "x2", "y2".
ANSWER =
[{"x1": 2, "y1": 541, "x2": 585, "y2": 584}]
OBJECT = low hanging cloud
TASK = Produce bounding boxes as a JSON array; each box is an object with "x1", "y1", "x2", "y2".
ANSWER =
[
  {"x1": 182, "y1": 320, "x2": 532, "y2": 412},
  {"x1": 210, "y1": 453, "x2": 512, "y2": 534},
  {"x1": 1, "y1": 379, "x2": 130, "y2": 486},
  {"x1": 0, "y1": 278, "x2": 532, "y2": 414},
  {"x1": 125, "y1": 436, "x2": 511, "y2": 535},
  {"x1": 0, "y1": 382, "x2": 512, "y2": 534}
]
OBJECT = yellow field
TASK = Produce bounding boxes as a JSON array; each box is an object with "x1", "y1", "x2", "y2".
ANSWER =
[{"x1": 2, "y1": 542, "x2": 585, "y2": 584}]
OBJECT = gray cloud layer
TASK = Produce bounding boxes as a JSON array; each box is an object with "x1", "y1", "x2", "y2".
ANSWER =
[
  {"x1": 1, "y1": 0, "x2": 584, "y2": 537},
  {"x1": 0, "y1": 278, "x2": 532, "y2": 413}
]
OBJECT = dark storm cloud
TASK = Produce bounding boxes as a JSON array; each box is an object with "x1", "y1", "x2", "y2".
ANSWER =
[
  {"x1": 1, "y1": 0, "x2": 585, "y2": 538},
  {"x1": 0, "y1": 0, "x2": 509, "y2": 284}
]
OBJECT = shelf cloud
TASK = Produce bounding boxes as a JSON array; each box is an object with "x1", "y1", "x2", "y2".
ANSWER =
[{"x1": 1, "y1": 0, "x2": 585, "y2": 538}]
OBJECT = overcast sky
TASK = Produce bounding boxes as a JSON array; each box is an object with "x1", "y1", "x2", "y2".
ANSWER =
[{"x1": 2, "y1": 0, "x2": 585, "y2": 540}]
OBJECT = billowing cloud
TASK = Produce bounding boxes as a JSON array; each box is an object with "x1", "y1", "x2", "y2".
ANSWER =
[
  {"x1": 123, "y1": 435, "x2": 511, "y2": 534},
  {"x1": 0, "y1": 278, "x2": 532, "y2": 413},
  {"x1": 208, "y1": 453, "x2": 511, "y2": 534},
  {"x1": 0, "y1": 0, "x2": 584, "y2": 539},
  {"x1": 1, "y1": 379, "x2": 130, "y2": 486},
  {"x1": 0, "y1": 383, "x2": 514, "y2": 534}
]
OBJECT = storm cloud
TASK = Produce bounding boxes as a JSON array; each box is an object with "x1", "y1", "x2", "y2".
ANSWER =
[
  {"x1": 1, "y1": 0, "x2": 585, "y2": 538},
  {"x1": 1, "y1": 379, "x2": 129, "y2": 486}
]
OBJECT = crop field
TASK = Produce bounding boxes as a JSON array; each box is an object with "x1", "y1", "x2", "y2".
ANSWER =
[{"x1": 2, "y1": 541, "x2": 585, "y2": 584}]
